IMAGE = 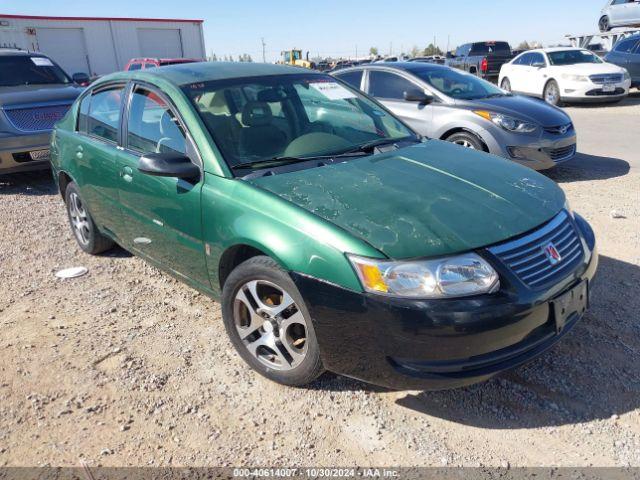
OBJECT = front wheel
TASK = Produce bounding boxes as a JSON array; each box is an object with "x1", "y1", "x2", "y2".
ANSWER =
[
  {"x1": 501, "y1": 77, "x2": 512, "y2": 93},
  {"x1": 599, "y1": 16, "x2": 611, "y2": 32},
  {"x1": 544, "y1": 80, "x2": 562, "y2": 106},
  {"x1": 221, "y1": 256, "x2": 325, "y2": 387},
  {"x1": 445, "y1": 131, "x2": 485, "y2": 151}
]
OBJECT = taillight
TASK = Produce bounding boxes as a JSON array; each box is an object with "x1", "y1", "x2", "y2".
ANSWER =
[{"x1": 481, "y1": 57, "x2": 488, "y2": 72}]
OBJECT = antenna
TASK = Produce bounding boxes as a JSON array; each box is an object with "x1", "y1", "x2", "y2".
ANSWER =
[{"x1": 261, "y1": 37, "x2": 266, "y2": 63}]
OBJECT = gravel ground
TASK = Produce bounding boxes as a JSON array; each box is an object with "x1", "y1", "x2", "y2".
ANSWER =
[{"x1": 0, "y1": 95, "x2": 639, "y2": 468}]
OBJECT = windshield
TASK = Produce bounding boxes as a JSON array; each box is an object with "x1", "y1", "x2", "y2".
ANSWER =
[
  {"x1": 412, "y1": 68, "x2": 507, "y2": 100},
  {"x1": 182, "y1": 73, "x2": 414, "y2": 168},
  {"x1": 547, "y1": 50, "x2": 603, "y2": 66},
  {"x1": 0, "y1": 55, "x2": 71, "y2": 87}
]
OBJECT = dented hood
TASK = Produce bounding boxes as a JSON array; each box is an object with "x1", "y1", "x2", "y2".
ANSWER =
[{"x1": 250, "y1": 141, "x2": 565, "y2": 259}]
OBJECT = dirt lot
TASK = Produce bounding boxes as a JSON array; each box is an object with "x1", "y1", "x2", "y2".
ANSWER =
[{"x1": 1, "y1": 95, "x2": 639, "y2": 468}]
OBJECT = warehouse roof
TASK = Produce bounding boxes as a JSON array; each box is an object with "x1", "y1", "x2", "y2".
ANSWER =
[{"x1": 0, "y1": 14, "x2": 203, "y2": 23}]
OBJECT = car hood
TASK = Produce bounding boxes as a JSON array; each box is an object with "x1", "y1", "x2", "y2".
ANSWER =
[
  {"x1": 0, "y1": 84, "x2": 83, "y2": 108},
  {"x1": 549, "y1": 62, "x2": 626, "y2": 75},
  {"x1": 250, "y1": 141, "x2": 565, "y2": 260},
  {"x1": 456, "y1": 94, "x2": 570, "y2": 126}
]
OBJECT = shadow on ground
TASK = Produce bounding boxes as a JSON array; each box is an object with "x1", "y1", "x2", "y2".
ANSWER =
[
  {"x1": 394, "y1": 255, "x2": 640, "y2": 429},
  {"x1": 0, "y1": 170, "x2": 56, "y2": 196},
  {"x1": 545, "y1": 152, "x2": 630, "y2": 183},
  {"x1": 565, "y1": 90, "x2": 640, "y2": 109}
]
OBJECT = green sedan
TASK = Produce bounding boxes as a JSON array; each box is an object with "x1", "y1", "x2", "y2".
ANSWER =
[{"x1": 50, "y1": 62, "x2": 598, "y2": 390}]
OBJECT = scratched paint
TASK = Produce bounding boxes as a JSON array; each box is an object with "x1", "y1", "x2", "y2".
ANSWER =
[{"x1": 251, "y1": 141, "x2": 565, "y2": 259}]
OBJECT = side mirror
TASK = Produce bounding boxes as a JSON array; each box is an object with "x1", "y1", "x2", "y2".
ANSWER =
[
  {"x1": 532, "y1": 62, "x2": 546, "y2": 69},
  {"x1": 138, "y1": 152, "x2": 200, "y2": 180},
  {"x1": 446, "y1": 52, "x2": 455, "y2": 59},
  {"x1": 72, "y1": 72, "x2": 91, "y2": 85},
  {"x1": 404, "y1": 89, "x2": 434, "y2": 104}
]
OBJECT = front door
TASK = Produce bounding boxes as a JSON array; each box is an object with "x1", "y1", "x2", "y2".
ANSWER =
[
  {"x1": 366, "y1": 69, "x2": 435, "y2": 137},
  {"x1": 74, "y1": 84, "x2": 126, "y2": 239},
  {"x1": 116, "y1": 83, "x2": 209, "y2": 288}
]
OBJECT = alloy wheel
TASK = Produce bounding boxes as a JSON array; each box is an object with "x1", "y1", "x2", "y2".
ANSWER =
[
  {"x1": 501, "y1": 78, "x2": 511, "y2": 92},
  {"x1": 545, "y1": 83, "x2": 560, "y2": 105},
  {"x1": 453, "y1": 139, "x2": 476, "y2": 149},
  {"x1": 599, "y1": 16, "x2": 609, "y2": 32},
  {"x1": 233, "y1": 280, "x2": 308, "y2": 371},
  {"x1": 68, "y1": 192, "x2": 90, "y2": 246}
]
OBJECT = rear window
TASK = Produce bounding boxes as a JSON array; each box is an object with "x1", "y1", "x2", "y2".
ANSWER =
[
  {"x1": 0, "y1": 55, "x2": 70, "y2": 87},
  {"x1": 335, "y1": 70, "x2": 364, "y2": 89},
  {"x1": 469, "y1": 42, "x2": 512, "y2": 55}
]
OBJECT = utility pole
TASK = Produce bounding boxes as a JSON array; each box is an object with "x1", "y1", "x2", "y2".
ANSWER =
[
  {"x1": 355, "y1": 45, "x2": 358, "y2": 59},
  {"x1": 447, "y1": 35, "x2": 450, "y2": 54},
  {"x1": 261, "y1": 37, "x2": 266, "y2": 63}
]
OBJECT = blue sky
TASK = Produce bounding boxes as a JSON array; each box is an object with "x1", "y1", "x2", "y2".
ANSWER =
[{"x1": 3, "y1": 0, "x2": 608, "y2": 61}]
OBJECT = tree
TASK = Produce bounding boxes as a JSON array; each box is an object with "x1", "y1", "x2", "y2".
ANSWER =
[
  {"x1": 422, "y1": 43, "x2": 443, "y2": 56},
  {"x1": 369, "y1": 46, "x2": 379, "y2": 56},
  {"x1": 517, "y1": 41, "x2": 531, "y2": 51}
]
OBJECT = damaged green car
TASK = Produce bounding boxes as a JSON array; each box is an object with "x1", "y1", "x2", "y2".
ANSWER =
[{"x1": 51, "y1": 62, "x2": 597, "y2": 390}]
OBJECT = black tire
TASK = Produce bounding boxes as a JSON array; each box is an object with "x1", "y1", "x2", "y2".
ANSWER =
[
  {"x1": 221, "y1": 256, "x2": 325, "y2": 387},
  {"x1": 445, "y1": 131, "x2": 485, "y2": 151},
  {"x1": 544, "y1": 80, "x2": 563, "y2": 106},
  {"x1": 599, "y1": 16, "x2": 611, "y2": 32},
  {"x1": 64, "y1": 182, "x2": 114, "y2": 255},
  {"x1": 501, "y1": 77, "x2": 512, "y2": 92}
]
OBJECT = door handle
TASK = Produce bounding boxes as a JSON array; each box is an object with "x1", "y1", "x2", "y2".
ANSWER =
[
  {"x1": 121, "y1": 166, "x2": 134, "y2": 183},
  {"x1": 75, "y1": 145, "x2": 83, "y2": 160}
]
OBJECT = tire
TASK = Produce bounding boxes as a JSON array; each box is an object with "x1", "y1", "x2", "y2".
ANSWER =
[
  {"x1": 445, "y1": 131, "x2": 485, "y2": 151},
  {"x1": 544, "y1": 80, "x2": 563, "y2": 106},
  {"x1": 64, "y1": 182, "x2": 114, "y2": 255},
  {"x1": 501, "y1": 77, "x2": 512, "y2": 92},
  {"x1": 221, "y1": 256, "x2": 325, "y2": 387},
  {"x1": 599, "y1": 16, "x2": 611, "y2": 32}
]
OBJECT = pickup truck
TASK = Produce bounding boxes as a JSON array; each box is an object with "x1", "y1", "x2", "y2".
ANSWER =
[{"x1": 447, "y1": 41, "x2": 513, "y2": 82}]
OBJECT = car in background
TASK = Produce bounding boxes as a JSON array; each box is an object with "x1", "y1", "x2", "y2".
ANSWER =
[
  {"x1": 605, "y1": 33, "x2": 640, "y2": 87},
  {"x1": 447, "y1": 41, "x2": 513, "y2": 81},
  {"x1": 599, "y1": 0, "x2": 640, "y2": 32},
  {"x1": 51, "y1": 62, "x2": 597, "y2": 390},
  {"x1": 0, "y1": 49, "x2": 84, "y2": 174},
  {"x1": 409, "y1": 55, "x2": 446, "y2": 64},
  {"x1": 332, "y1": 62, "x2": 577, "y2": 170},
  {"x1": 499, "y1": 48, "x2": 631, "y2": 105},
  {"x1": 124, "y1": 57, "x2": 201, "y2": 71}
]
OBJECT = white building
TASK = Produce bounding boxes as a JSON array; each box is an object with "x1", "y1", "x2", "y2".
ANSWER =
[{"x1": 0, "y1": 14, "x2": 206, "y2": 76}]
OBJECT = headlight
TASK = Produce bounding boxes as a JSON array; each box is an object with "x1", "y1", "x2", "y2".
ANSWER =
[
  {"x1": 348, "y1": 253, "x2": 499, "y2": 298},
  {"x1": 473, "y1": 110, "x2": 538, "y2": 134},
  {"x1": 561, "y1": 74, "x2": 589, "y2": 82},
  {"x1": 623, "y1": 70, "x2": 631, "y2": 81}
]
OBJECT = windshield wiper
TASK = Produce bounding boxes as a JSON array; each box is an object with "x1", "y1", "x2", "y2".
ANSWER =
[
  {"x1": 484, "y1": 93, "x2": 511, "y2": 98},
  {"x1": 232, "y1": 151, "x2": 368, "y2": 170},
  {"x1": 339, "y1": 135, "x2": 420, "y2": 155}
]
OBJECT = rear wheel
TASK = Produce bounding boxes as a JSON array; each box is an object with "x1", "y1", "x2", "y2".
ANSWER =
[
  {"x1": 445, "y1": 131, "x2": 485, "y2": 151},
  {"x1": 544, "y1": 80, "x2": 562, "y2": 106},
  {"x1": 599, "y1": 16, "x2": 611, "y2": 32},
  {"x1": 65, "y1": 182, "x2": 114, "y2": 255},
  {"x1": 501, "y1": 77, "x2": 512, "y2": 92},
  {"x1": 221, "y1": 256, "x2": 324, "y2": 387}
]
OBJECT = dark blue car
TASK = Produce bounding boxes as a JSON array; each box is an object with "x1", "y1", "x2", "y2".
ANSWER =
[{"x1": 605, "y1": 34, "x2": 640, "y2": 88}]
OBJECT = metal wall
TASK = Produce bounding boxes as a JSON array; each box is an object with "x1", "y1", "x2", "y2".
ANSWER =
[{"x1": 0, "y1": 16, "x2": 205, "y2": 76}]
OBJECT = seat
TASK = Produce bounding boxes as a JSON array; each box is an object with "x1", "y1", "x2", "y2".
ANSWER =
[
  {"x1": 239, "y1": 101, "x2": 287, "y2": 157},
  {"x1": 156, "y1": 111, "x2": 186, "y2": 154}
]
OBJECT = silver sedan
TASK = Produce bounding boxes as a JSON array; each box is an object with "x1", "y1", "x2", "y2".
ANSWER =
[{"x1": 332, "y1": 63, "x2": 577, "y2": 170}]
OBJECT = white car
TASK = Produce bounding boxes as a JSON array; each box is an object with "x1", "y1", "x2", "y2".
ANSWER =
[{"x1": 499, "y1": 48, "x2": 631, "y2": 106}]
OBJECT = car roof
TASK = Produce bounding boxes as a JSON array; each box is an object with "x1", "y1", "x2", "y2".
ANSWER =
[
  {"x1": 99, "y1": 61, "x2": 323, "y2": 87},
  {"x1": 335, "y1": 61, "x2": 451, "y2": 73},
  {"x1": 529, "y1": 47, "x2": 586, "y2": 54},
  {"x1": 0, "y1": 49, "x2": 48, "y2": 57}
]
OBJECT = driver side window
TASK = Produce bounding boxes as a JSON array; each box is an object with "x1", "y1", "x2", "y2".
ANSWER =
[{"x1": 126, "y1": 87, "x2": 187, "y2": 155}]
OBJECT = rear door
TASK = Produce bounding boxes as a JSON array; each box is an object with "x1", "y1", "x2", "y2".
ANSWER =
[
  {"x1": 365, "y1": 69, "x2": 434, "y2": 136},
  {"x1": 73, "y1": 84, "x2": 126, "y2": 240},
  {"x1": 116, "y1": 83, "x2": 209, "y2": 287},
  {"x1": 506, "y1": 52, "x2": 533, "y2": 93}
]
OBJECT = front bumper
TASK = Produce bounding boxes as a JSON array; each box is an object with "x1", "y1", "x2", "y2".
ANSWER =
[
  {"x1": 293, "y1": 214, "x2": 597, "y2": 390},
  {"x1": 560, "y1": 79, "x2": 631, "y2": 103},
  {"x1": 482, "y1": 126, "x2": 577, "y2": 171},
  {"x1": 0, "y1": 131, "x2": 52, "y2": 174}
]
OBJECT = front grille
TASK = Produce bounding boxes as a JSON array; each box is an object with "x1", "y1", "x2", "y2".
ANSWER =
[
  {"x1": 589, "y1": 74, "x2": 623, "y2": 84},
  {"x1": 586, "y1": 88, "x2": 625, "y2": 96},
  {"x1": 3, "y1": 104, "x2": 71, "y2": 132},
  {"x1": 488, "y1": 211, "x2": 584, "y2": 289},
  {"x1": 543, "y1": 123, "x2": 573, "y2": 135},
  {"x1": 544, "y1": 144, "x2": 576, "y2": 162}
]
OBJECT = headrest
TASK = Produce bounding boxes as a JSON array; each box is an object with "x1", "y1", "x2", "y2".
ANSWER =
[
  {"x1": 159, "y1": 110, "x2": 175, "y2": 135},
  {"x1": 257, "y1": 88, "x2": 284, "y2": 103},
  {"x1": 242, "y1": 101, "x2": 273, "y2": 127}
]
